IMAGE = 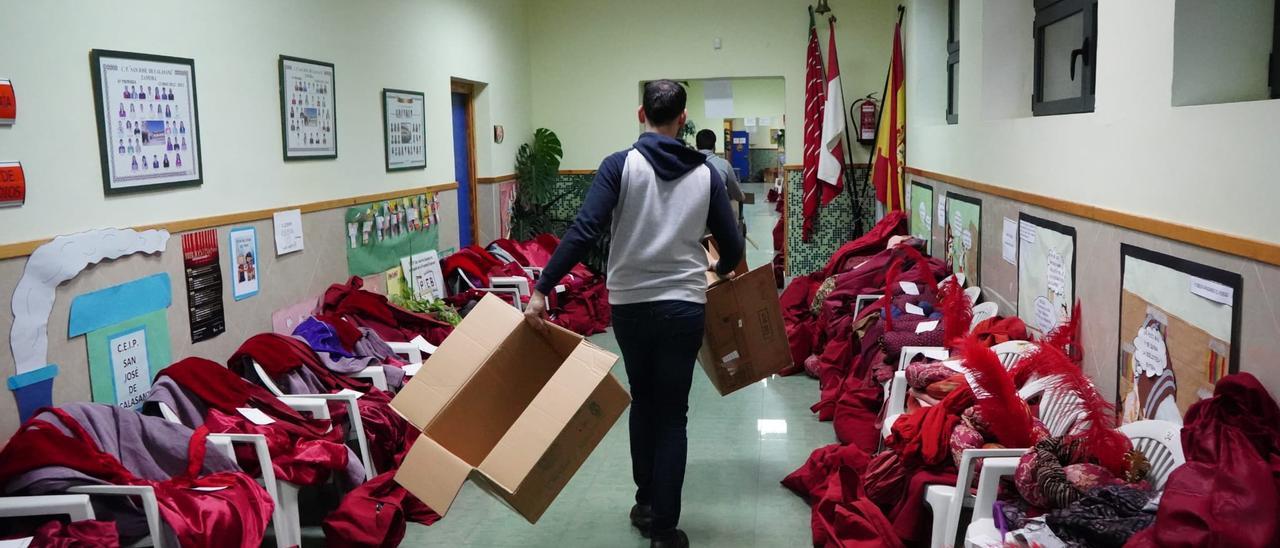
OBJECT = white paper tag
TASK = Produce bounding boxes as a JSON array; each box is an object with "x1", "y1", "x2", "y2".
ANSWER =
[
  {"x1": 899, "y1": 281, "x2": 920, "y2": 295},
  {"x1": 1001, "y1": 217, "x2": 1017, "y2": 265},
  {"x1": 554, "y1": 284, "x2": 566, "y2": 294},
  {"x1": 1189, "y1": 277, "x2": 1233, "y2": 305},
  {"x1": 922, "y1": 348, "x2": 951, "y2": 361},
  {"x1": 905, "y1": 303, "x2": 926, "y2": 316},
  {"x1": 942, "y1": 359, "x2": 966, "y2": 373},
  {"x1": 336, "y1": 388, "x2": 364, "y2": 398},
  {"x1": 236, "y1": 407, "x2": 276, "y2": 426},
  {"x1": 402, "y1": 363, "x2": 422, "y2": 376},
  {"x1": 410, "y1": 335, "x2": 438, "y2": 355},
  {"x1": 190, "y1": 486, "x2": 229, "y2": 492},
  {"x1": 915, "y1": 320, "x2": 939, "y2": 334}
]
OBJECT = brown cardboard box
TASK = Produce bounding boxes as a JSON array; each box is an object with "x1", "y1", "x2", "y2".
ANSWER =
[
  {"x1": 699, "y1": 241, "x2": 792, "y2": 396},
  {"x1": 390, "y1": 294, "x2": 629, "y2": 523}
]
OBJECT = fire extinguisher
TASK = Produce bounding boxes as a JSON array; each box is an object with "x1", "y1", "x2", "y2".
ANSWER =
[{"x1": 850, "y1": 94, "x2": 878, "y2": 145}]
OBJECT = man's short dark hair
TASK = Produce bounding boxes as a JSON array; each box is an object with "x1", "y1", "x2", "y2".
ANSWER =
[
  {"x1": 643, "y1": 80, "x2": 686, "y2": 126},
  {"x1": 695, "y1": 129, "x2": 716, "y2": 150}
]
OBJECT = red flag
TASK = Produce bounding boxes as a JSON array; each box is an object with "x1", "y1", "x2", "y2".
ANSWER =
[
  {"x1": 871, "y1": 17, "x2": 906, "y2": 211},
  {"x1": 817, "y1": 18, "x2": 846, "y2": 206},
  {"x1": 801, "y1": 10, "x2": 826, "y2": 241}
]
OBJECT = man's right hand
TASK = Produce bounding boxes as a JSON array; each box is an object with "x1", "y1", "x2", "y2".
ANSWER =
[{"x1": 523, "y1": 290, "x2": 550, "y2": 331}]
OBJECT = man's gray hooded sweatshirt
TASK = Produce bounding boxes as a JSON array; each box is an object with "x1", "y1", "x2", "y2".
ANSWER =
[{"x1": 535, "y1": 132, "x2": 745, "y2": 305}]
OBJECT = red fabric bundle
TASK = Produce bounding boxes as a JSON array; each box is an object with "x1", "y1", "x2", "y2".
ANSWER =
[
  {"x1": 0, "y1": 409, "x2": 273, "y2": 548},
  {"x1": 315, "y1": 313, "x2": 363, "y2": 352},
  {"x1": 321, "y1": 276, "x2": 453, "y2": 344},
  {"x1": 970, "y1": 316, "x2": 1031, "y2": 347},
  {"x1": 159, "y1": 358, "x2": 349, "y2": 486},
  {"x1": 1127, "y1": 373, "x2": 1280, "y2": 548},
  {"x1": 3, "y1": 520, "x2": 119, "y2": 547},
  {"x1": 441, "y1": 245, "x2": 505, "y2": 287},
  {"x1": 322, "y1": 470, "x2": 441, "y2": 548}
]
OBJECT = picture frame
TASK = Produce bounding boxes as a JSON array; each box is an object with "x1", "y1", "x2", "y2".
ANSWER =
[
  {"x1": 89, "y1": 49, "x2": 203, "y2": 195},
  {"x1": 1115, "y1": 244, "x2": 1242, "y2": 424},
  {"x1": 943, "y1": 191, "x2": 982, "y2": 286},
  {"x1": 228, "y1": 227, "x2": 261, "y2": 301},
  {"x1": 279, "y1": 55, "x2": 337, "y2": 160},
  {"x1": 381, "y1": 88, "x2": 426, "y2": 171},
  {"x1": 1016, "y1": 213, "x2": 1077, "y2": 337},
  {"x1": 908, "y1": 181, "x2": 933, "y2": 254}
]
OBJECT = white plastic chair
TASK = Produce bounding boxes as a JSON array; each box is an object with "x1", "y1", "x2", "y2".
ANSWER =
[
  {"x1": 459, "y1": 274, "x2": 524, "y2": 311},
  {"x1": 963, "y1": 420, "x2": 1184, "y2": 547},
  {"x1": 386, "y1": 341, "x2": 427, "y2": 377},
  {"x1": 250, "y1": 361, "x2": 376, "y2": 480},
  {"x1": 963, "y1": 286, "x2": 981, "y2": 306},
  {"x1": 991, "y1": 340, "x2": 1037, "y2": 370},
  {"x1": 969, "y1": 302, "x2": 999, "y2": 330},
  {"x1": 930, "y1": 447, "x2": 1029, "y2": 548},
  {"x1": 154, "y1": 402, "x2": 295, "y2": 548},
  {"x1": 0, "y1": 494, "x2": 98, "y2": 545}
]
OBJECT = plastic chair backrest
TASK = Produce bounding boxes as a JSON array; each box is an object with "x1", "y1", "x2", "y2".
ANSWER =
[
  {"x1": 252, "y1": 361, "x2": 289, "y2": 397},
  {"x1": 1118, "y1": 420, "x2": 1185, "y2": 491},
  {"x1": 991, "y1": 340, "x2": 1036, "y2": 370},
  {"x1": 1019, "y1": 375, "x2": 1085, "y2": 438},
  {"x1": 969, "y1": 302, "x2": 999, "y2": 330},
  {"x1": 853, "y1": 294, "x2": 882, "y2": 317},
  {"x1": 964, "y1": 286, "x2": 981, "y2": 306}
]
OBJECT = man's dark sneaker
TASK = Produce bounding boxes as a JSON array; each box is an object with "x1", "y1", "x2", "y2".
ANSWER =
[
  {"x1": 630, "y1": 504, "x2": 653, "y2": 537},
  {"x1": 650, "y1": 528, "x2": 689, "y2": 548}
]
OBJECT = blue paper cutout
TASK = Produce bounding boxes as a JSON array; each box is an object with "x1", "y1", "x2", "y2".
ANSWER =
[
  {"x1": 8, "y1": 364, "x2": 58, "y2": 422},
  {"x1": 68, "y1": 273, "x2": 172, "y2": 336}
]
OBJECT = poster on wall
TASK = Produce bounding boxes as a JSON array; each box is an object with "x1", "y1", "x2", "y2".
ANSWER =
[
  {"x1": 279, "y1": 55, "x2": 336, "y2": 160},
  {"x1": 228, "y1": 227, "x2": 260, "y2": 301},
  {"x1": 498, "y1": 181, "x2": 517, "y2": 239},
  {"x1": 944, "y1": 192, "x2": 982, "y2": 286},
  {"x1": 382, "y1": 88, "x2": 426, "y2": 171},
  {"x1": 345, "y1": 193, "x2": 441, "y2": 276},
  {"x1": 181, "y1": 229, "x2": 225, "y2": 343},
  {"x1": 1116, "y1": 244, "x2": 1242, "y2": 425},
  {"x1": 908, "y1": 181, "x2": 933, "y2": 254},
  {"x1": 89, "y1": 49, "x2": 202, "y2": 194},
  {"x1": 1017, "y1": 214, "x2": 1077, "y2": 337}
]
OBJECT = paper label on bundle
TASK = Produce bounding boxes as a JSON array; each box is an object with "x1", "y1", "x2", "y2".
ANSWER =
[
  {"x1": 410, "y1": 335, "x2": 438, "y2": 355},
  {"x1": 915, "y1": 320, "x2": 939, "y2": 334},
  {"x1": 1033, "y1": 296, "x2": 1056, "y2": 334},
  {"x1": 237, "y1": 407, "x2": 276, "y2": 426},
  {"x1": 555, "y1": 284, "x2": 566, "y2": 294},
  {"x1": 190, "y1": 486, "x2": 229, "y2": 492},
  {"x1": 905, "y1": 303, "x2": 925, "y2": 316},
  {"x1": 336, "y1": 388, "x2": 364, "y2": 398},
  {"x1": 899, "y1": 281, "x2": 920, "y2": 295},
  {"x1": 1001, "y1": 217, "x2": 1017, "y2": 265},
  {"x1": 1132, "y1": 326, "x2": 1168, "y2": 378},
  {"x1": 402, "y1": 363, "x2": 422, "y2": 376},
  {"x1": 922, "y1": 348, "x2": 950, "y2": 361},
  {"x1": 1046, "y1": 250, "x2": 1066, "y2": 294},
  {"x1": 1189, "y1": 277, "x2": 1233, "y2": 305}
]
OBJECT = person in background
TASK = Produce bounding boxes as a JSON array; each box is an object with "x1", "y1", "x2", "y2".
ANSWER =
[
  {"x1": 695, "y1": 129, "x2": 746, "y2": 203},
  {"x1": 524, "y1": 80, "x2": 745, "y2": 548}
]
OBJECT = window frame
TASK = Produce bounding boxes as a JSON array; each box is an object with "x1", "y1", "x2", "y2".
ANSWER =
[
  {"x1": 1032, "y1": 0, "x2": 1097, "y2": 116},
  {"x1": 946, "y1": 0, "x2": 960, "y2": 124},
  {"x1": 1271, "y1": 0, "x2": 1279, "y2": 98}
]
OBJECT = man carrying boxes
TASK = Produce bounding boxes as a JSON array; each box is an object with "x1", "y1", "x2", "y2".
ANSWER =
[{"x1": 524, "y1": 79, "x2": 745, "y2": 548}]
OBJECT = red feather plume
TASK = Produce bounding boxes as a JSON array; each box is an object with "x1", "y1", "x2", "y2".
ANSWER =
[
  {"x1": 1010, "y1": 342, "x2": 1132, "y2": 476},
  {"x1": 939, "y1": 276, "x2": 972, "y2": 347},
  {"x1": 1041, "y1": 301, "x2": 1083, "y2": 364},
  {"x1": 879, "y1": 258, "x2": 904, "y2": 332},
  {"x1": 957, "y1": 335, "x2": 1035, "y2": 448}
]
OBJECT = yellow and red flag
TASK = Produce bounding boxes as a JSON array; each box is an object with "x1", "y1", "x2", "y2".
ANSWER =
[{"x1": 870, "y1": 18, "x2": 906, "y2": 212}]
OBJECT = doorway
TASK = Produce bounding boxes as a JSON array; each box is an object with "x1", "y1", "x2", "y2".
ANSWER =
[{"x1": 450, "y1": 81, "x2": 478, "y2": 247}]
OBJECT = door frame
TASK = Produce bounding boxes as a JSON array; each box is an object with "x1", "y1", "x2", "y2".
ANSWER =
[{"x1": 451, "y1": 79, "x2": 479, "y2": 246}]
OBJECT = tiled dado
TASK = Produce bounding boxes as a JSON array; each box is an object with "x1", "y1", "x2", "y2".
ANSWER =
[{"x1": 784, "y1": 166, "x2": 875, "y2": 276}]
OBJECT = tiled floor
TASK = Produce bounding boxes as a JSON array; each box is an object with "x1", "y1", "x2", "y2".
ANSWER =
[{"x1": 397, "y1": 183, "x2": 831, "y2": 547}]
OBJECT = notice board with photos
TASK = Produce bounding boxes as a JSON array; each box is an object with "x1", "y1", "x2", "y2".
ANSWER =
[
  {"x1": 908, "y1": 181, "x2": 933, "y2": 254},
  {"x1": 944, "y1": 192, "x2": 982, "y2": 286},
  {"x1": 1017, "y1": 214, "x2": 1077, "y2": 337},
  {"x1": 1116, "y1": 245, "x2": 1242, "y2": 425}
]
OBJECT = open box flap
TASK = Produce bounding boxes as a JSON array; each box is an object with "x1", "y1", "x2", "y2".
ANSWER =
[
  {"x1": 395, "y1": 436, "x2": 473, "y2": 517},
  {"x1": 392, "y1": 294, "x2": 520, "y2": 430},
  {"x1": 478, "y1": 342, "x2": 619, "y2": 492},
  {"x1": 704, "y1": 236, "x2": 749, "y2": 287}
]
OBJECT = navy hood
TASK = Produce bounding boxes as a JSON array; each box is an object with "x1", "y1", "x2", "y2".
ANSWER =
[{"x1": 633, "y1": 132, "x2": 709, "y2": 181}]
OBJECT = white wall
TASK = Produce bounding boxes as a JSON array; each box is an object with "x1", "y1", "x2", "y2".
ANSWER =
[
  {"x1": 1172, "y1": 0, "x2": 1275, "y2": 106},
  {"x1": 905, "y1": 0, "x2": 1280, "y2": 244},
  {"x1": 0, "y1": 0, "x2": 532, "y2": 246},
  {"x1": 530, "y1": 0, "x2": 899, "y2": 169}
]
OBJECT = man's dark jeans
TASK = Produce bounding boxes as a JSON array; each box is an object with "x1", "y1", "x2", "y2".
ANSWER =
[{"x1": 611, "y1": 299, "x2": 706, "y2": 533}]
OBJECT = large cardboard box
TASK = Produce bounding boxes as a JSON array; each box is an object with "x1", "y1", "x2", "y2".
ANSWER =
[
  {"x1": 699, "y1": 241, "x2": 793, "y2": 395},
  {"x1": 390, "y1": 294, "x2": 629, "y2": 523}
]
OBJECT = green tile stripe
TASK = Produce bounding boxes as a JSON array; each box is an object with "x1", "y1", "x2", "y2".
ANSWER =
[{"x1": 785, "y1": 167, "x2": 872, "y2": 276}]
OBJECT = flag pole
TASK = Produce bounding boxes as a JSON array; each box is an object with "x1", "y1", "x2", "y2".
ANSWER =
[
  {"x1": 866, "y1": 5, "x2": 905, "y2": 219},
  {"x1": 826, "y1": 13, "x2": 864, "y2": 237}
]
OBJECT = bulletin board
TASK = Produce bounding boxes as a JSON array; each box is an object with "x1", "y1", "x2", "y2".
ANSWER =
[
  {"x1": 909, "y1": 181, "x2": 933, "y2": 254},
  {"x1": 944, "y1": 192, "x2": 982, "y2": 286},
  {"x1": 1116, "y1": 245, "x2": 1242, "y2": 425},
  {"x1": 1017, "y1": 214, "x2": 1076, "y2": 337}
]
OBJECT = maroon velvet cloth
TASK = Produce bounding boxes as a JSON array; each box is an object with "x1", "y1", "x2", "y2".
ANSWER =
[
  {"x1": 441, "y1": 245, "x2": 505, "y2": 287},
  {"x1": 321, "y1": 276, "x2": 453, "y2": 345},
  {"x1": 156, "y1": 358, "x2": 351, "y2": 486},
  {"x1": 20, "y1": 520, "x2": 119, "y2": 548},
  {"x1": 783, "y1": 442, "x2": 904, "y2": 548},
  {"x1": 970, "y1": 316, "x2": 1031, "y2": 347},
  {"x1": 322, "y1": 470, "x2": 441, "y2": 547},
  {"x1": 0, "y1": 408, "x2": 273, "y2": 548},
  {"x1": 1126, "y1": 373, "x2": 1280, "y2": 548}
]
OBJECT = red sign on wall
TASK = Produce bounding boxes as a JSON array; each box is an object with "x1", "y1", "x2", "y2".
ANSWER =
[
  {"x1": 0, "y1": 79, "x2": 15, "y2": 124},
  {"x1": 0, "y1": 162, "x2": 25, "y2": 207}
]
